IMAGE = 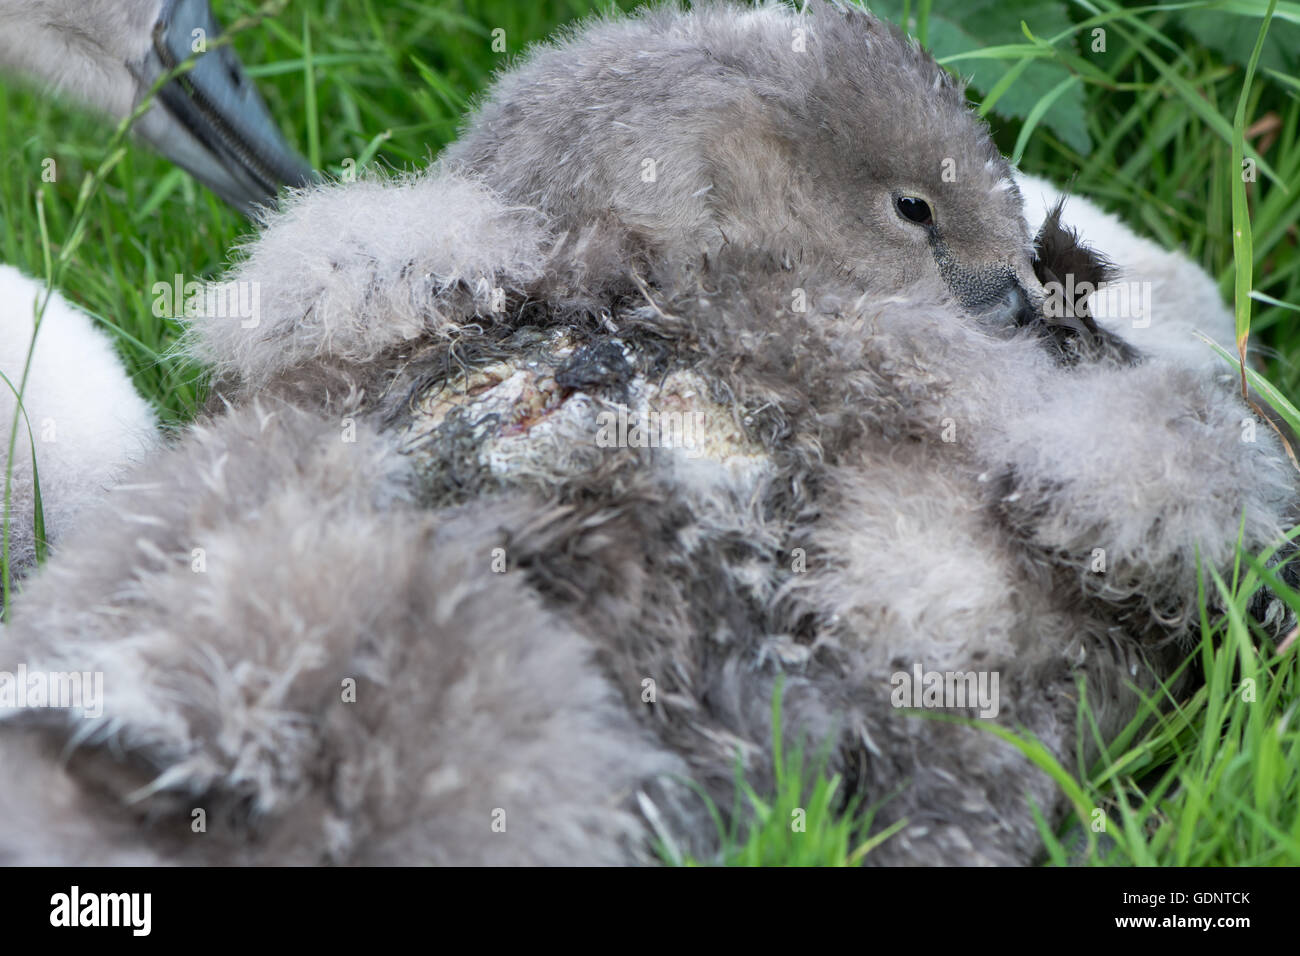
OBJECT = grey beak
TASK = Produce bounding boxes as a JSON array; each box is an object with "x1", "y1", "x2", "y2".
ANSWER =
[
  {"x1": 131, "y1": 0, "x2": 312, "y2": 215},
  {"x1": 982, "y1": 279, "x2": 1039, "y2": 329}
]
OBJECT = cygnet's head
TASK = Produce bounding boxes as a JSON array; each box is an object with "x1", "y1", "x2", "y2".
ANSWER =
[
  {"x1": 0, "y1": 0, "x2": 310, "y2": 212},
  {"x1": 447, "y1": 1, "x2": 1043, "y2": 325}
]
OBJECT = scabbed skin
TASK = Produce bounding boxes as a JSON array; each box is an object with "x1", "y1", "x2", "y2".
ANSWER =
[{"x1": 0, "y1": 1, "x2": 1294, "y2": 865}]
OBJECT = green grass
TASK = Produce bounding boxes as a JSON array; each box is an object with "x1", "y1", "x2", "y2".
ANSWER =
[
  {"x1": 652, "y1": 681, "x2": 909, "y2": 866},
  {"x1": 0, "y1": 0, "x2": 1297, "y2": 865}
]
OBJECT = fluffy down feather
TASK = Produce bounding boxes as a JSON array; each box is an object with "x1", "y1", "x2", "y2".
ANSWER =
[
  {"x1": 0, "y1": 265, "x2": 156, "y2": 575},
  {"x1": 0, "y1": 402, "x2": 678, "y2": 865},
  {"x1": 2, "y1": 0, "x2": 1296, "y2": 866}
]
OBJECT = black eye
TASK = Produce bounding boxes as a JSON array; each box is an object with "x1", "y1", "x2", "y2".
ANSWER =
[{"x1": 896, "y1": 196, "x2": 934, "y2": 226}]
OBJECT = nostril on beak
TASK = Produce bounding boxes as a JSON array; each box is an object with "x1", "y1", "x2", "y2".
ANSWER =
[
  {"x1": 1006, "y1": 282, "x2": 1040, "y2": 329},
  {"x1": 975, "y1": 278, "x2": 1038, "y2": 329}
]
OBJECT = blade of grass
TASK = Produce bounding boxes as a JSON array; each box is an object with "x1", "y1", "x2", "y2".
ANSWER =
[{"x1": 1230, "y1": 0, "x2": 1279, "y2": 391}]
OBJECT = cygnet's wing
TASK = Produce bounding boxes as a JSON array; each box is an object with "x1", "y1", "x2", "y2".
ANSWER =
[
  {"x1": 0, "y1": 401, "x2": 678, "y2": 864},
  {"x1": 183, "y1": 170, "x2": 558, "y2": 394}
]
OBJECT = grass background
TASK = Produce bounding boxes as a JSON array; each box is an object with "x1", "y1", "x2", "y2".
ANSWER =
[{"x1": 0, "y1": 0, "x2": 1297, "y2": 864}]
